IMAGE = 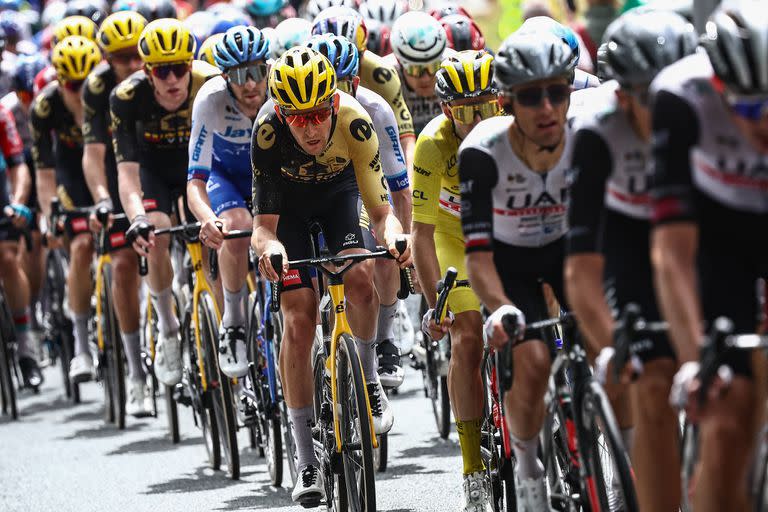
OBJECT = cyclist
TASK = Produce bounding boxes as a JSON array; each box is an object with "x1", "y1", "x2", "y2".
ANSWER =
[
  {"x1": 272, "y1": 17, "x2": 311, "y2": 58},
  {"x1": 187, "y1": 25, "x2": 270, "y2": 379},
  {"x1": 82, "y1": 10, "x2": 151, "y2": 417},
  {"x1": 386, "y1": 10, "x2": 446, "y2": 136},
  {"x1": 564, "y1": 10, "x2": 696, "y2": 511},
  {"x1": 244, "y1": 0, "x2": 296, "y2": 29},
  {"x1": 458, "y1": 31, "x2": 577, "y2": 510},
  {"x1": 0, "y1": 93, "x2": 39, "y2": 387},
  {"x1": 51, "y1": 15, "x2": 98, "y2": 45},
  {"x1": 32, "y1": 35, "x2": 102, "y2": 383},
  {"x1": 303, "y1": 0, "x2": 356, "y2": 20},
  {"x1": 305, "y1": 33, "x2": 411, "y2": 387},
  {"x1": 250, "y1": 47, "x2": 411, "y2": 503},
  {"x1": 440, "y1": 14, "x2": 486, "y2": 53},
  {"x1": 413, "y1": 50, "x2": 500, "y2": 512},
  {"x1": 111, "y1": 19, "x2": 219, "y2": 387},
  {"x1": 196, "y1": 33, "x2": 224, "y2": 67},
  {"x1": 650, "y1": 2, "x2": 768, "y2": 510}
]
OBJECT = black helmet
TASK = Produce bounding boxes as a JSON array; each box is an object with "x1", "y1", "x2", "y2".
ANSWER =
[
  {"x1": 599, "y1": 9, "x2": 697, "y2": 87},
  {"x1": 494, "y1": 31, "x2": 577, "y2": 91},
  {"x1": 64, "y1": 0, "x2": 107, "y2": 26},
  {"x1": 701, "y1": 0, "x2": 768, "y2": 96},
  {"x1": 136, "y1": 0, "x2": 178, "y2": 23}
]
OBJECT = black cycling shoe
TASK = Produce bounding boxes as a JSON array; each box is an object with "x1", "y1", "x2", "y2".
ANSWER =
[
  {"x1": 377, "y1": 339, "x2": 404, "y2": 388},
  {"x1": 19, "y1": 356, "x2": 44, "y2": 389}
]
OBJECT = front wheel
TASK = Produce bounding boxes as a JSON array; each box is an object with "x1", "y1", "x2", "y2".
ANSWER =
[
  {"x1": 101, "y1": 266, "x2": 126, "y2": 429},
  {"x1": 0, "y1": 295, "x2": 17, "y2": 419}
]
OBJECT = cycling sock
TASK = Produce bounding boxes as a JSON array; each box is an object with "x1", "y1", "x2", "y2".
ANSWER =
[
  {"x1": 288, "y1": 406, "x2": 317, "y2": 470},
  {"x1": 74, "y1": 312, "x2": 90, "y2": 357},
  {"x1": 13, "y1": 308, "x2": 34, "y2": 359},
  {"x1": 151, "y1": 287, "x2": 179, "y2": 336},
  {"x1": 456, "y1": 418, "x2": 485, "y2": 475},
  {"x1": 356, "y1": 337, "x2": 378, "y2": 382},
  {"x1": 375, "y1": 301, "x2": 398, "y2": 344},
  {"x1": 222, "y1": 286, "x2": 247, "y2": 329},
  {"x1": 121, "y1": 330, "x2": 146, "y2": 381},
  {"x1": 510, "y1": 433, "x2": 543, "y2": 480},
  {"x1": 621, "y1": 427, "x2": 635, "y2": 453}
]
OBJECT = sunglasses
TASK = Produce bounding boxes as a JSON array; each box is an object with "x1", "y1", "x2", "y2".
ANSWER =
[
  {"x1": 110, "y1": 52, "x2": 141, "y2": 65},
  {"x1": 62, "y1": 79, "x2": 84, "y2": 92},
  {"x1": 725, "y1": 94, "x2": 768, "y2": 121},
  {"x1": 449, "y1": 99, "x2": 500, "y2": 124},
  {"x1": 279, "y1": 103, "x2": 334, "y2": 128},
  {"x1": 226, "y1": 62, "x2": 268, "y2": 86},
  {"x1": 148, "y1": 62, "x2": 191, "y2": 80},
  {"x1": 403, "y1": 60, "x2": 441, "y2": 78},
  {"x1": 506, "y1": 83, "x2": 571, "y2": 108}
]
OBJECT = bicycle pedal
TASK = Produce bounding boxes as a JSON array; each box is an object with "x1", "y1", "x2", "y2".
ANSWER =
[
  {"x1": 299, "y1": 499, "x2": 322, "y2": 509},
  {"x1": 173, "y1": 384, "x2": 192, "y2": 407}
]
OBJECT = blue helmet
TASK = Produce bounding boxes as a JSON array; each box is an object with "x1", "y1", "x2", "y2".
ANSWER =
[
  {"x1": 306, "y1": 34, "x2": 359, "y2": 79},
  {"x1": 0, "y1": 0, "x2": 21, "y2": 12},
  {"x1": 214, "y1": 25, "x2": 271, "y2": 70},
  {"x1": 246, "y1": 0, "x2": 286, "y2": 17},
  {"x1": 210, "y1": 16, "x2": 250, "y2": 37},
  {"x1": 518, "y1": 16, "x2": 580, "y2": 64},
  {"x1": 13, "y1": 54, "x2": 46, "y2": 93}
]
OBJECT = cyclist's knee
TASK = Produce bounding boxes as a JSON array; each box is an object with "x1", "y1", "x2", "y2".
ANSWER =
[
  {"x1": 343, "y1": 262, "x2": 375, "y2": 305},
  {"x1": 450, "y1": 327, "x2": 483, "y2": 371},
  {"x1": 221, "y1": 236, "x2": 250, "y2": 258},
  {"x1": 70, "y1": 234, "x2": 93, "y2": 268},
  {"x1": 111, "y1": 251, "x2": 139, "y2": 288},
  {"x1": 0, "y1": 243, "x2": 18, "y2": 278},
  {"x1": 221, "y1": 207, "x2": 251, "y2": 231},
  {"x1": 512, "y1": 341, "x2": 550, "y2": 398},
  {"x1": 634, "y1": 359, "x2": 675, "y2": 425}
]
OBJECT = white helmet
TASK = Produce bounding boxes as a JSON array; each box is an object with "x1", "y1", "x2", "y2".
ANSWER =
[
  {"x1": 359, "y1": 0, "x2": 407, "y2": 27},
  {"x1": 274, "y1": 17, "x2": 312, "y2": 56},
  {"x1": 304, "y1": 0, "x2": 357, "y2": 21},
  {"x1": 390, "y1": 10, "x2": 447, "y2": 65}
]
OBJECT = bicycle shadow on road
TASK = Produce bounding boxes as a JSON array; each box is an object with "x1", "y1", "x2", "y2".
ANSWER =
[
  {"x1": 143, "y1": 465, "x2": 258, "y2": 495},
  {"x1": 214, "y1": 482, "x2": 293, "y2": 511},
  {"x1": 106, "y1": 435, "x2": 203, "y2": 456},
  {"x1": 57, "y1": 421, "x2": 148, "y2": 440}
]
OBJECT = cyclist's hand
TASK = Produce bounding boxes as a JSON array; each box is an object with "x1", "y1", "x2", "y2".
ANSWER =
[
  {"x1": 200, "y1": 217, "x2": 226, "y2": 250},
  {"x1": 6, "y1": 204, "x2": 32, "y2": 228},
  {"x1": 89, "y1": 199, "x2": 114, "y2": 232},
  {"x1": 421, "y1": 308, "x2": 453, "y2": 340},
  {"x1": 594, "y1": 346, "x2": 634, "y2": 402},
  {"x1": 43, "y1": 228, "x2": 62, "y2": 249},
  {"x1": 259, "y1": 244, "x2": 287, "y2": 282},
  {"x1": 484, "y1": 305, "x2": 525, "y2": 349},
  {"x1": 670, "y1": 361, "x2": 733, "y2": 423},
  {"x1": 387, "y1": 234, "x2": 412, "y2": 268},
  {"x1": 126, "y1": 215, "x2": 154, "y2": 257}
]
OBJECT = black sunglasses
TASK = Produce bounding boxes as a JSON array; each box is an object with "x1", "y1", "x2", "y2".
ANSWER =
[
  {"x1": 149, "y1": 62, "x2": 190, "y2": 80},
  {"x1": 506, "y1": 83, "x2": 571, "y2": 108}
]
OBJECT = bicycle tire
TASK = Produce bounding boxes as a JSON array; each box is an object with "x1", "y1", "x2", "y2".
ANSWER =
[
  {"x1": 580, "y1": 381, "x2": 639, "y2": 512},
  {"x1": 337, "y1": 332, "x2": 376, "y2": 512},
  {"x1": 275, "y1": 312, "x2": 298, "y2": 487},
  {"x1": 0, "y1": 294, "x2": 17, "y2": 419},
  {"x1": 752, "y1": 426, "x2": 768, "y2": 512},
  {"x1": 374, "y1": 433, "x2": 388, "y2": 473},
  {"x1": 680, "y1": 420, "x2": 697, "y2": 512},
  {"x1": 184, "y1": 308, "x2": 221, "y2": 469},
  {"x1": 200, "y1": 292, "x2": 240, "y2": 480},
  {"x1": 48, "y1": 250, "x2": 78, "y2": 402},
  {"x1": 102, "y1": 265, "x2": 126, "y2": 429}
]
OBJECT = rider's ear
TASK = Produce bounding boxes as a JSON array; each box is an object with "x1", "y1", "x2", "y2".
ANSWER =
[
  {"x1": 274, "y1": 104, "x2": 284, "y2": 124},
  {"x1": 332, "y1": 92, "x2": 340, "y2": 113}
]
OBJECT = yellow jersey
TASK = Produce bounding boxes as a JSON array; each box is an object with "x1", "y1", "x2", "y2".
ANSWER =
[{"x1": 359, "y1": 50, "x2": 414, "y2": 137}]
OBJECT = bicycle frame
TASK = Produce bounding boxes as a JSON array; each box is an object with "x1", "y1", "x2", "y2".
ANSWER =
[
  {"x1": 188, "y1": 240, "x2": 221, "y2": 391},
  {"x1": 94, "y1": 251, "x2": 112, "y2": 352}
]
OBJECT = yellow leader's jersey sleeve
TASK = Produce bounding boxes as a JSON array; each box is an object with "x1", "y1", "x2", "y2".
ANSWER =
[
  {"x1": 411, "y1": 115, "x2": 462, "y2": 235},
  {"x1": 359, "y1": 51, "x2": 414, "y2": 137},
  {"x1": 337, "y1": 92, "x2": 390, "y2": 211}
]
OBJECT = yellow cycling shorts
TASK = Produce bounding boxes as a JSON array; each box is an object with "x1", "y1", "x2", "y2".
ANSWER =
[{"x1": 435, "y1": 230, "x2": 481, "y2": 315}]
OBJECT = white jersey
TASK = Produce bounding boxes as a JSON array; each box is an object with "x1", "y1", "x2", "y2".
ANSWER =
[
  {"x1": 188, "y1": 76, "x2": 253, "y2": 183},
  {"x1": 650, "y1": 52, "x2": 768, "y2": 214}
]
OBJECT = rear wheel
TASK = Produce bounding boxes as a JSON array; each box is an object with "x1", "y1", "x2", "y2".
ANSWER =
[
  {"x1": 542, "y1": 396, "x2": 582, "y2": 511},
  {"x1": 275, "y1": 313, "x2": 298, "y2": 486},
  {"x1": 145, "y1": 294, "x2": 180, "y2": 441},
  {"x1": 373, "y1": 433, "x2": 387, "y2": 473},
  {"x1": 426, "y1": 340, "x2": 451, "y2": 439},
  {"x1": 102, "y1": 266, "x2": 126, "y2": 429},
  {"x1": 0, "y1": 292, "x2": 17, "y2": 419}
]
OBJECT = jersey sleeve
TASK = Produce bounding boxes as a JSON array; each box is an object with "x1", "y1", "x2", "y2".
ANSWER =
[
  {"x1": 250, "y1": 115, "x2": 284, "y2": 215},
  {"x1": 82, "y1": 74, "x2": 110, "y2": 146},
  {"x1": 188, "y1": 88, "x2": 216, "y2": 182},
  {"x1": 361, "y1": 56, "x2": 414, "y2": 137},
  {"x1": 458, "y1": 147, "x2": 499, "y2": 252},
  {"x1": 566, "y1": 128, "x2": 612, "y2": 254},
  {"x1": 109, "y1": 80, "x2": 140, "y2": 164},
  {"x1": 346, "y1": 112, "x2": 390, "y2": 211},
  {"x1": 372, "y1": 102, "x2": 408, "y2": 192},
  {"x1": 0, "y1": 104, "x2": 24, "y2": 166},
  {"x1": 29, "y1": 92, "x2": 56, "y2": 169},
  {"x1": 411, "y1": 134, "x2": 444, "y2": 225},
  {"x1": 650, "y1": 90, "x2": 700, "y2": 226}
]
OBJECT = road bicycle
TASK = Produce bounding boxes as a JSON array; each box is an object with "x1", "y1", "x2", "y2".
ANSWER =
[
  {"x1": 0, "y1": 215, "x2": 23, "y2": 419},
  {"x1": 272, "y1": 239, "x2": 410, "y2": 510}
]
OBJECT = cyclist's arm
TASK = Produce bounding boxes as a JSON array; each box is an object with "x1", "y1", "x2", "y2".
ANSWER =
[
  {"x1": 110, "y1": 87, "x2": 143, "y2": 220},
  {"x1": 29, "y1": 94, "x2": 56, "y2": 217},
  {"x1": 411, "y1": 136, "x2": 446, "y2": 307},
  {"x1": 564, "y1": 128, "x2": 614, "y2": 353},
  {"x1": 81, "y1": 77, "x2": 111, "y2": 204},
  {"x1": 251, "y1": 116, "x2": 285, "y2": 259},
  {"x1": 400, "y1": 133, "x2": 416, "y2": 183},
  {"x1": 459, "y1": 147, "x2": 511, "y2": 311},
  {"x1": 186, "y1": 93, "x2": 217, "y2": 224},
  {"x1": 83, "y1": 143, "x2": 109, "y2": 203},
  {"x1": 650, "y1": 90, "x2": 703, "y2": 364},
  {"x1": 0, "y1": 107, "x2": 30, "y2": 205},
  {"x1": 375, "y1": 104, "x2": 411, "y2": 230}
]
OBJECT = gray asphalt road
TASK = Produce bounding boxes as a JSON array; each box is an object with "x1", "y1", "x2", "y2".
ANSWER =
[{"x1": 0, "y1": 360, "x2": 463, "y2": 512}]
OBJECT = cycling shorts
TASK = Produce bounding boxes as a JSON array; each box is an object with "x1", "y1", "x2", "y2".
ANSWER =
[
  {"x1": 435, "y1": 230, "x2": 480, "y2": 315},
  {"x1": 207, "y1": 168, "x2": 251, "y2": 216},
  {"x1": 140, "y1": 166, "x2": 186, "y2": 216}
]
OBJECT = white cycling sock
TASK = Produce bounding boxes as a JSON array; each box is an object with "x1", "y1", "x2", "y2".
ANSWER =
[
  {"x1": 511, "y1": 433, "x2": 543, "y2": 480},
  {"x1": 288, "y1": 406, "x2": 318, "y2": 470},
  {"x1": 74, "y1": 312, "x2": 90, "y2": 357},
  {"x1": 356, "y1": 337, "x2": 378, "y2": 382},
  {"x1": 151, "y1": 287, "x2": 179, "y2": 336},
  {"x1": 12, "y1": 308, "x2": 34, "y2": 359},
  {"x1": 222, "y1": 286, "x2": 247, "y2": 329},
  {"x1": 121, "y1": 330, "x2": 145, "y2": 381},
  {"x1": 375, "y1": 301, "x2": 398, "y2": 344}
]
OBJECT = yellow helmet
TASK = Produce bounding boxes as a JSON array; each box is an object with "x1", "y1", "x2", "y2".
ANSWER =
[
  {"x1": 97, "y1": 11, "x2": 147, "y2": 54},
  {"x1": 53, "y1": 15, "x2": 98, "y2": 45},
  {"x1": 197, "y1": 33, "x2": 224, "y2": 67},
  {"x1": 269, "y1": 47, "x2": 336, "y2": 111},
  {"x1": 138, "y1": 18, "x2": 196, "y2": 65},
  {"x1": 435, "y1": 50, "x2": 497, "y2": 102},
  {"x1": 51, "y1": 35, "x2": 102, "y2": 82}
]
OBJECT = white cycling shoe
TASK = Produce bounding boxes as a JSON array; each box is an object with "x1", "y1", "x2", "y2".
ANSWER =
[
  {"x1": 463, "y1": 471, "x2": 493, "y2": 512},
  {"x1": 126, "y1": 378, "x2": 153, "y2": 418},
  {"x1": 367, "y1": 377, "x2": 393, "y2": 434},
  {"x1": 515, "y1": 470, "x2": 552, "y2": 512},
  {"x1": 154, "y1": 331, "x2": 182, "y2": 386},
  {"x1": 292, "y1": 464, "x2": 325, "y2": 504},
  {"x1": 68, "y1": 352, "x2": 94, "y2": 383},
  {"x1": 218, "y1": 325, "x2": 249, "y2": 378}
]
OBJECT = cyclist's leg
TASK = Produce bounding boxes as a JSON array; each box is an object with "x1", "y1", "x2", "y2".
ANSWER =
[{"x1": 67, "y1": 228, "x2": 94, "y2": 360}]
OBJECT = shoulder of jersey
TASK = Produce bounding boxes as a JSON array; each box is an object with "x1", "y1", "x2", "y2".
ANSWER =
[
  {"x1": 192, "y1": 59, "x2": 221, "y2": 80},
  {"x1": 420, "y1": 113, "x2": 452, "y2": 142},
  {"x1": 650, "y1": 52, "x2": 712, "y2": 99},
  {"x1": 84, "y1": 61, "x2": 115, "y2": 96},
  {"x1": 337, "y1": 91, "x2": 377, "y2": 144},
  {"x1": 253, "y1": 106, "x2": 281, "y2": 152},
  {"x1": 355, "y1": 86, "x2": 388, "y2": 114},
  {"x1": 569, "y1": 81, "x2": 619, "y2": 129},
  {"x1": 32, "y1": 81, "x2": 58, "y2": 118},
  {"x1": 0, "y1": 91, "x2": 17, "y2": 110},
  {"x1": 361, "y1": 51, "x2": 399, "y2": 85},
  {"x1": 460, "y1": 115, "x2": 512, "y2": 153},
  {"x1": 111, "y1": 70, "x2": 147, "y2": 103},
  {"x1": 197, "y1": 74, "x2": 229, "y2": 101}
]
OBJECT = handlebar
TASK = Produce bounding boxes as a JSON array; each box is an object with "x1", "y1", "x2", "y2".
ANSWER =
[
  {"x1": 433, "y1": 267, "x2": 458, "y2": 326},
  {"x1": 138, "y1": 222, "x2": 202, "y2": 277},
  {"x1": 208, "y1": 229, "x2": 252, "y2": 282},
  {"x1": 612, "y1": 303, "x2": 668, "y2": 382}
]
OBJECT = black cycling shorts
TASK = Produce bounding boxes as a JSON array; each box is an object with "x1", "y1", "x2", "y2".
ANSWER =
[
  {"x1": 140, "y1": 166, "x2": 186, "y2": 216},
  {"x1": 57, "y1": 166, "x2": 93, "y2": 210}
]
